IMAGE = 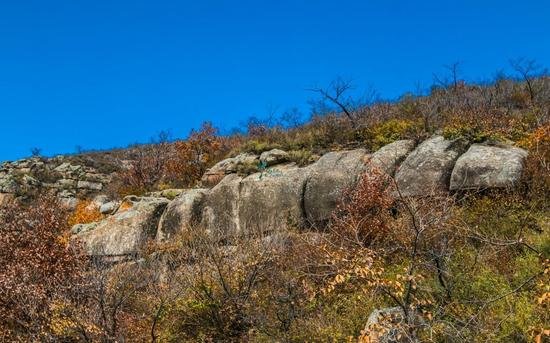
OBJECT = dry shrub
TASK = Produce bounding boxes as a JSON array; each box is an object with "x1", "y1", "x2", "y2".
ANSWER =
[
  {"x1": 519, "y1": 124, "x2": 550, "y2": 201},
  {"x1": 67, "y1": 199, "x2": 104, "y2": 227},
  {"x1": 114, "y1": 140, "x2": 173, "y2": 196},
  {"x1": 0, "y1": 195, "x2": 89, "y2": 341},
  {"x1": 165, "y1": 122, "x2": 229, "y2": 187},
  {"x1": 332, "y1": 168, "x2": 395, "y2": 247}
]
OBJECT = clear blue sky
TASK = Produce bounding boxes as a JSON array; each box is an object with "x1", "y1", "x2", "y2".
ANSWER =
[{"x1": 1, "y1": 1, "x2": 549, "y2": 161}]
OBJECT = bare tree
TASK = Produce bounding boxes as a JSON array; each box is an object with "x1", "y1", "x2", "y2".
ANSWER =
[
  {"x1": 510, "y1": 58, "x2": 547, "y2": 102},
  {"x1": 308, "y1": 77, "x2": 359, "y2": 127}
]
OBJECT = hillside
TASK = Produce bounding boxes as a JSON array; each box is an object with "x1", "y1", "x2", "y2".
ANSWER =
[{"x1": 1, "y1": 75, "x2": 549, "y2": 342}]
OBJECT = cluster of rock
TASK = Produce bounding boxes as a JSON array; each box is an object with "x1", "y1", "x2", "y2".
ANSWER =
[
  {"x1": 0, "y1": 156, "x2": 116, "y2": 208},
  {"x1": 72, "y1": 135, "x2": 528, "y2": 260}
]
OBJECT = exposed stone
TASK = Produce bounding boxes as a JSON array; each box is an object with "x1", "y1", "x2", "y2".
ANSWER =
[
  {"x1": 99, "y1": 201, "x2": 119, "y2": 215},
  {"x1": 76, "y1": 197, "x2": 169, "y2": 256},
  {"x1": 0, "y1": 175, "x2": 19, "y2": 193},
  {"x1": 201, "y1": 153, "x2": 259, "y2": 187},
  {"x1": 450, "y1": 144, "x2": 528, "y2": 190},
  {"x1": 71, "y1": 222, "x2": 99, "y2": 235},
  {"x1": 56, "y1": 179, "x2": 77, "y2": 188},
  {"x1": 239, "y1": 164, "x2": 310, "y2": 234},
  {"x1": 201, "y1": 174, "x2": 243, "y2": 236},
  {"x1": 259, "y1": 149, "x2": 289, "y2": 166},
  {"x1": 147, "y1": 188, "x2": 185, "y2": 200},
  {"x1": 369, "y1": 140, "x2": 416, "y2": 176},
  {"x1": 0, "y1": 193, "x2": 14, "y2": 207},
  {"x1": 395, "y1": 136, "x2": 468, "y2": 196},
  {"x1": 91, "y1": 194, "x2": 110, "y2": 208},
  {"x1": 77, "y1": 180, "x2": 103, "y2": 191},
  {"x1": 157, "y1": 189, "x2": 208, "y2": 241},
  {"x1": 363, "y1": 307, "x2": 420, "y2": 343},
  {"x1": 304, "y1": 149, "x2": 368, "y2": 226}
]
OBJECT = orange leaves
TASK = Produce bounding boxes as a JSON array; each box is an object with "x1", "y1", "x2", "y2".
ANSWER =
[
  {"x1": 332, "y1": 167, "x2": 394, "y2": 248},
  {"x1": 67, "y1": 200, "x2": 104, "y2": 227},
  {"x1": 0, "y1": 195, "x2": 89, "y2": 340},
  {"x1": 165, "y1": 122, "x2": 227, "y2": 187}
]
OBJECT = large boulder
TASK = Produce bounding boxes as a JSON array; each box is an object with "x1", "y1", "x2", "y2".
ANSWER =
[
  {"x1": 304, "y1": 149, "x2": 368, "y2": 227},
  {"x1": 157, "y1": 188, "x2": 208, "y2": 241},
  {"x1": 395, "y1": 136, "x2": 467, "y2": 196},
  {"x1": 369, "y1": 140, "x2": 416, "y2": 176},
  {"x1": 238, "y1": 164, "x2": 310, "y2": 234},
  {"x1": 450, "y1": 144, "x2": 528, "y2": 190},
  {"x1": 76, "y1": 197, "x2": 169, "y2": 256},
  {"x1": 201, "y1": 174, "x2": 243, "y2": 236}
]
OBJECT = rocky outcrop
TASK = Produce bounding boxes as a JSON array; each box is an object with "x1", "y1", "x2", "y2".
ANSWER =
[
  {"x1": 157, "y1": 189, "x2": 208, "y2": 241},
  {"x1": 368, "y1": 140, "x2": 416, "y2": 175},
  {"x1": 76, "y1": 197, "x2": 169, "y2": 256},
  {"x1": 68, "y1": 136, "x2": 529, "y2": 260},
  {"x1": 201, "y1": 153, "x2": 259, "y2": 187},
  {"x1": 304, "y1": 149, "x2": 368, "y2": 226},
  {"x1": 0, "y1": 156, "x2": 116, "y2": 207},
  {"x1": 259, "y1": 149, "x2": 289, "y2": 166},
  {"x1": 201, "y1": 174, "x2": 243, "y2": 236},
  {"x1": 450, "y1": 144, "x2": 528, "y2": 190},
  {"x1": 239, "y1": 164, "x2": 309, "y2": 233},
  {"x1": 395, "y1": 136, "x2": 468, "y2": 196}
]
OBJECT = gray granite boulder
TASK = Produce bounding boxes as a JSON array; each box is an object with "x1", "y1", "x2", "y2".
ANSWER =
[
  {"x1": 238, "y1": 164, "x2": 310, "y2": 234},
  {"x1": 369, "y1": 140, "x2": 416, "y2": 176},
  {"x1": 259, "y1": 149, "x2": 289, "y2": 166},
  {"x1": 304, "y1": 149, "x2": 368, "y2": 226},
  {"x1": 157, "y1": 188, "x2": 208, "y2": 241},
  {"x1": 450, "y1": 144, "x2": 528, "y2": 190},
  {"x1": 201, "y1": 174, "x2": 243, "y2": 237},
  {"x1": 76, "y1": 197, "x2": 169, "y2": 256},
  {"x1": 201, "y1": 153, "x2": 259, "y2": 187},
  {"x1": 395, "y1": 136, "x2": 468, "y2": 196}
]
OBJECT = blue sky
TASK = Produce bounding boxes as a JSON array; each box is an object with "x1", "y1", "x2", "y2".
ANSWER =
[{"x1": 0, "y1": 1, "x2": 549, "y2": 161}]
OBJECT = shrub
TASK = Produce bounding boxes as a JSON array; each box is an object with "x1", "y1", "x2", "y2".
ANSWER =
[
  {"x1": 0, "y1": 195, "x2": 89, "y2": 341},
  {"x1": 165, "y1": 122, "x2": 228, "y2": 188},
  {"x1": 67, "y1": 199, "x2": 104, "y2": 227},
  {"x1": 331, "y1": 167, "x2": 394, "y2": 247},
  {"x1": 366, "y1": 119, "x2": 421, "y2": 150}
]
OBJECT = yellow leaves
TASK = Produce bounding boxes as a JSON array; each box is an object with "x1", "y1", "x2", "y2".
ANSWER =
[{"x1": 67, "y1": 200, "x2": 104, "y2": 227}]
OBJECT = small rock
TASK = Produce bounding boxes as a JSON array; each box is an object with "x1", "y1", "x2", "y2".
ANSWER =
[
  {"x1": 100, "y1": 201, "x2": 119, "y2": 215},
  {"x1": 259, "y1": 149, "x2": 289, "y2": 166},
  {"x1": 77, "y1": 180, "x2": 103, "y2": 191}
]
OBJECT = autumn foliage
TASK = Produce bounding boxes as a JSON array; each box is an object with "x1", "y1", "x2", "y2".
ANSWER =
[
  {"x1": 67, "y1": 199, "x2": 104, "y2": 227},
  {"x1": 0, "y1": 195, "x2": 89, "y2": 341}
]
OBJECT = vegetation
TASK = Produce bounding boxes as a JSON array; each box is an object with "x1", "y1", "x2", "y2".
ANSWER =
[{"x1": 1, "y1": 63, "x2": 549, "y2": 341}]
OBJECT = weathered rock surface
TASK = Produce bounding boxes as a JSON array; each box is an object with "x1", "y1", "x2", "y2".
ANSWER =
[
  {"x1": 201, "y1": 174, "x2": 243, "y2": 236},
  {"x1": 0, "y1": 193, "x2": 14, "y2": 207},
  {"x1": 363, "y1": 307, "x2": 420, "y2": 343},
  {"x1": 157, "y1": 189, "x2": 208, "y2": 241},
  {"x1": 0, "y1": 155, "x2": 116, "y2": 202},
  {"x1": 304, "y1": 149, "x2": 368, "y2": 226},
  {"x1": 450, "y1": 144, "x2": 528, "y2": 190},
  {"x1": 395, "y1": 136, "x2": 467, "y2": 196},
  {"x1": 100, "y1": 201, "x2": 120, "y2": 214},
  {"x1": 239, "y1": 164, "x2": 309, "y2": 233},
  {"x1": 259, "y1": 149, "x2": 289, "y2": 166},
  {"x1": 369, "y1": 140, "x2": 416, "y2": 175},
  {"x1": 64, "y1": 136, "x2": 530, "y2": 261},
  {"x1": 76, "y1": 197, "x2": 169, "y2": 256},
  {"x1": 201, "y1": 153, "x2": 259, "y2": 187}
]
